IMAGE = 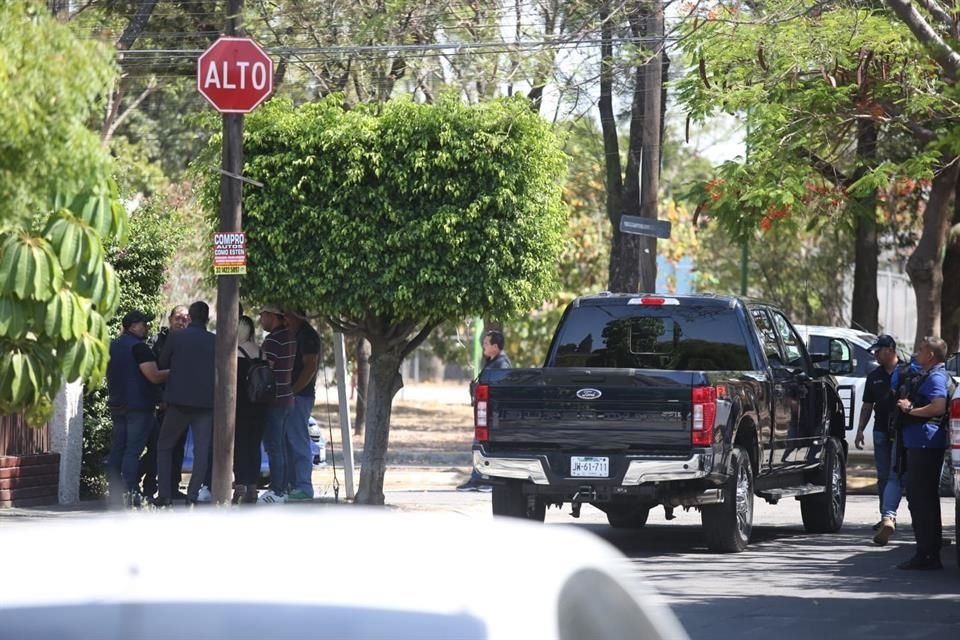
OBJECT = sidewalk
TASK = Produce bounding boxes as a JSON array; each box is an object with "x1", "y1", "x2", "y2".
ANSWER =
[{"x1": 394, "y1": 382, "x2": 472, "y2": 406}]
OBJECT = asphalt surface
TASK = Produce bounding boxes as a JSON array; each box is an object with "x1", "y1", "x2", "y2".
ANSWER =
[{"x1": 389, "y1": 491, "x2": 960, "y2": 640}]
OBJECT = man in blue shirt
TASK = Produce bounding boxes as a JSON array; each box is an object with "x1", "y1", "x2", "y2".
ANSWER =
[{"x1": 894, "y1": 336, "x2": 950, "y2": 570}]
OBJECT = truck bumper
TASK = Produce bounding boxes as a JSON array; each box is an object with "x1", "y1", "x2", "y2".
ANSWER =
[
  {"x1": 621, "y1": 454, "x2": 709, "y2": 484},
  {"x1": 473, "y1": 450, "x2": 551, "y2": 485},
  {"x1": 473, "y1": 446, "x2": 711, "y2": 488}
]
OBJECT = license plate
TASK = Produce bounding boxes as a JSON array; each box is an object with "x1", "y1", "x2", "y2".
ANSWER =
[{"x1": 570, "y1": 456, "x2": 609, "y2": 478}]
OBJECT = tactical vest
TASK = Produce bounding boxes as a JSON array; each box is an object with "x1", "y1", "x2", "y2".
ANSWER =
[{"x1": 106, "y1": 332, "x2": 158, "y2": 410}]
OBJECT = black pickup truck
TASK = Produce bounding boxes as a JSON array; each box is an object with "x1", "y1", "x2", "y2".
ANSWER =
[{"x1": 473, "y1": 293, "x2": 851, "y2": 552}]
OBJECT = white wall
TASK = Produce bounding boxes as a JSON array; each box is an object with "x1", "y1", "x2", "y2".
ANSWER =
[{"x1": 877, "y1": 270, "x2": 916, "y2": 346}]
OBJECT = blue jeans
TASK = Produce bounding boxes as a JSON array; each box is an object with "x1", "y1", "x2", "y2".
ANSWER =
[
  {"x1": 107, "y1": 408, "x2": 154, "y2": 494},
  {"x1": 263, "y1": 404, "x2": 290, "y2": 495},
  {"x1": 284, "y1": 395, "x2": 315, "y2": 497},
  {"x1": 874, "y1": 431, "x2": 903, "y2": 518}
]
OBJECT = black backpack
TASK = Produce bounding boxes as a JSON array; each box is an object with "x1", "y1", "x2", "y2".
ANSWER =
[
  {"x1": 239, "y1": 347, "x2": 276, "y2": 404},
  {"x1": 940, "y1": 374, "x2": 958, "y2": 430},
  {"x1": 909, "y1": 367, "x2": 957, "y2": 430}
]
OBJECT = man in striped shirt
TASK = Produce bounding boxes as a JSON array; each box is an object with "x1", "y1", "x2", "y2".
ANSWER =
[{"x1": 258, "y1": 305, "x2": 296, "y2": 503}]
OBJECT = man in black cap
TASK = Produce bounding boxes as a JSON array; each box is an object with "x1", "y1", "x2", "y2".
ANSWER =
[
  {"x1": 855, "y1": 334, "x2": 902, "y2": 544},
  {"x1": 105, "y1": 310, "x2": 168, "y2": 507}
]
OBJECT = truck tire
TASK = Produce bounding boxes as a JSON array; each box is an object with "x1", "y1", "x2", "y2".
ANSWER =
[
  {"x1": 605, "y1": 506, "x2": 650, "y2": 529},
  {"x1": 492, "y1": 483, "x2": 545, "y2": 522},
  {"x1": 800, "y1": 437, "x2": 846, "y2": 533},
  {"x1": 701, "y1": 446, "x2": 753, "y2": 553}
]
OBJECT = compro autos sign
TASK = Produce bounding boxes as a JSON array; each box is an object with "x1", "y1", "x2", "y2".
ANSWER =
[{"x1": 213, "y1": 232, "x2": 247, "y2": 275}]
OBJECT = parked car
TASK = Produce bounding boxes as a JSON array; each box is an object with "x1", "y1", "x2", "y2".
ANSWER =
[
  {"x1": 0, "y1": 510, "x2": 690, "y2": 640},
  {"x1": 794, "y1": 325, "x2": 911, "y2": 455},
  {"x1": 474, "y1": 293, "x2": 850, "y2": 552},
  {"x1": 181, "y1": 416, "x2": 326, "y2": 483}
]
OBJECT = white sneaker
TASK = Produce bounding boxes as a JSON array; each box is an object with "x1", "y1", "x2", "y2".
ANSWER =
[
  {"x1": 196, "y1": 486, "x2": 212, "y2": 503},
  {"x1": 257, "y1": 490, "x2": 287, "y2": 504}
]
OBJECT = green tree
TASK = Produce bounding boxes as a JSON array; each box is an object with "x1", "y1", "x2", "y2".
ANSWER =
[
  {"x1": 194, "y1": 95, "x2": 567, "y2": 504},
  {"x1": 675, "y1": 1, "x2": 955, "y2": 339},
  {"x1": 0, "y1": 2, "x2": 126, "y2": 424},
  {"x1": 885, "y1": 0, "x2": 960, "y2": 349}
]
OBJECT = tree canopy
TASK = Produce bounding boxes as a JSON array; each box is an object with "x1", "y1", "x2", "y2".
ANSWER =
[
  {"x1": 0, "y1": 2, "x2": 125, "y2": 424},
  {"x1": 0, "y1": 2, "x2": 116, "y2": 226},
  {"x1": 199, "y1": 95, "x2": 567, "y2": 331}
]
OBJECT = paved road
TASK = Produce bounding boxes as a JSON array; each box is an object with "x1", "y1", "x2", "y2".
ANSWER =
[{"x1": 391, "y1": 492, "x2": 960, "y2": 639}]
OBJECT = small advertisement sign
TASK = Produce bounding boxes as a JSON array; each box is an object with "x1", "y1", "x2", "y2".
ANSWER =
[{"x1": 213, "y1": 231, "x2": 246, "y2": 275}]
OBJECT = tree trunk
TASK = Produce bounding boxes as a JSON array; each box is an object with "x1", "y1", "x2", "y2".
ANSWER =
[
  {"x1": 850, "y1": 121, "x2": 879, "y2": 333},
  {"x1": 906, "y1": 159, "x2": 960, "y2": 350},
  {"x1": 608, "y1": 232, "x2": 642, "y2": 292},
  {"x1": 940, "y1": 173, "x2": 960, "y2": 351},
  {"x1": 353, "y1": 337, "x2": 370, "y2": 436},
  {"x1": 355, "y1": 349, "x2": 403, "y2": 505},
  {"x1": 116, "y1": 0, "x2": 161, "y2": 52},
  {"x1": 851, "y1": 210, "x2": 879, "y2": 332},
  {"x1": 48, "y1": 1, "x2": 70, "y2": 18},
  {"x1": 602, "y1": 1, "x2": 646, "y2": 293}
]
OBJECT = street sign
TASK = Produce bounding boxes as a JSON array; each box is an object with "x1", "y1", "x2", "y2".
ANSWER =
[
  {"x1": 213, "y1": 231, "x2": 247, "y2": 275},
  {"x1": 619, "y1": 215, "x2": 672, "y2": 239},
  {"x1": 197, "y1": 37, "x2": 273, "y2": 113}
]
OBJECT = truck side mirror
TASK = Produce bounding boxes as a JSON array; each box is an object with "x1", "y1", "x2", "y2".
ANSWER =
[{"x1": 828, "y1": 337, "x2": 854, "y2": 375}]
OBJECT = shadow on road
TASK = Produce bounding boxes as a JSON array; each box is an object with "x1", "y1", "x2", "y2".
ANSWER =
[{"x1": 558, "y1": 520, "x2": 960, "y2": 639}]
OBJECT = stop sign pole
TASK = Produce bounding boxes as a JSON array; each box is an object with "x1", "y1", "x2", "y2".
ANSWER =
[{"x1": 197, "y1": 0, "x2": 273, "y2": 505}]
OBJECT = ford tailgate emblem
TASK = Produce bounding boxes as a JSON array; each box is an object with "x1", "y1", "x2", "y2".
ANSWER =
[{"x1": 576, "y1": 388, "x2": 602, "y2": 400}]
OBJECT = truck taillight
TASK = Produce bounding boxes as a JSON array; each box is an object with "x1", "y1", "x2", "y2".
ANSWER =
[
  {"x1": 692, "y1": 386, "x2": 717, "y2": 447},
  {"x1": 475, "y1": 384, "x2": 489, "y2": 443}
]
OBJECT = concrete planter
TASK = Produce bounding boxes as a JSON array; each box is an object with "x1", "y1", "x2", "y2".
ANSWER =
[{"x1": 0, "y1": 453, "x2": 60, "y2": 508}]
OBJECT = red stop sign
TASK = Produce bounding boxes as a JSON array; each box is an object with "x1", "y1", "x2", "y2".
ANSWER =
[{"x1": 197, "y1": 37, "x2": 273, "y2": 113}]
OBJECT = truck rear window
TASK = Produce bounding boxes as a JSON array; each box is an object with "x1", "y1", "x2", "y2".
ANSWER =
[{"x1": 550, "y1": 305, "x2": 753, "y2": 371}]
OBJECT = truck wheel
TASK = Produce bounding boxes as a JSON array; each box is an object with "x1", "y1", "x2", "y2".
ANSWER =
[
  {"x1": 800, "y1": 437, "x2": 846, "y2": 533},
  {"x1": 492, "y1": 484, "x2": 545, "y2": 522},
  {"x1": 605, "y1": 506, "x2": 650, "y2": 529},
  {"x1": 701, "y1": 446, "x2": 753, "y2": 553}
]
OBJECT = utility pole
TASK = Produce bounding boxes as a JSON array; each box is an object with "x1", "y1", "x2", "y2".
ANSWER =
[
  {"x1": 639, "y1": 0, "x2": 663, "y2": 292},
  {"x1": 211, "y1": 0, "x2": 244, "y2": 505}
]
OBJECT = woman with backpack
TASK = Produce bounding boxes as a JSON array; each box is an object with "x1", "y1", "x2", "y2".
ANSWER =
[
  {"x1": 894, "y1": 336, "x2": 953, "y2": 570},
  {"x1": 234, "y1": 315, "x2": 267, "y2": 504}
]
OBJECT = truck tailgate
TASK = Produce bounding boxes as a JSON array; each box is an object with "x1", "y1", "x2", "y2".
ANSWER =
[{"x1": 484, "y1": 368, "x2": 697, "y2": 451}]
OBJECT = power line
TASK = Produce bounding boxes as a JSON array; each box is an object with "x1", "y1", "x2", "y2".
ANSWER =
[{"x1": 120, "y1": 35, "x2": 679, "y2": 58}]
